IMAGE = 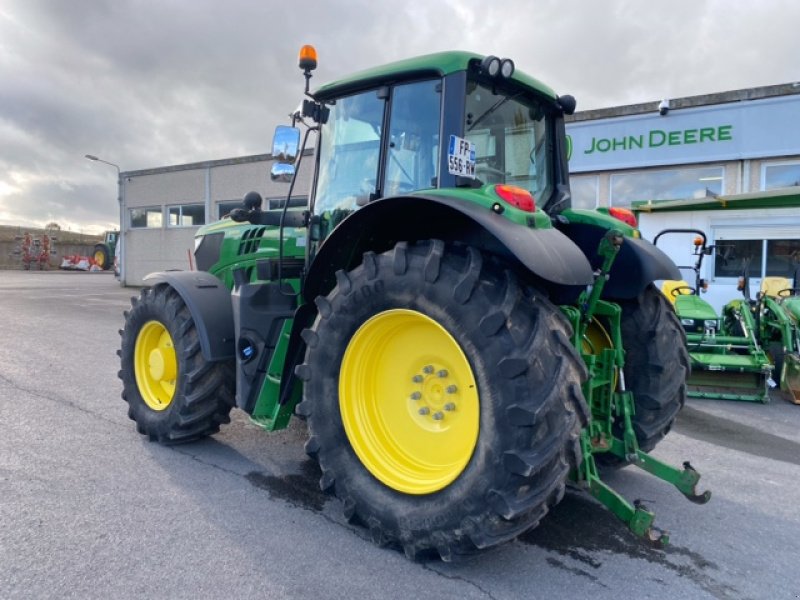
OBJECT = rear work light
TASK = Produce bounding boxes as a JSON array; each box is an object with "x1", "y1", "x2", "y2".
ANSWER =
[
  {"x1": 607, "y1": 207, "x2": 638, "y2": 228},
  {"x1": 494, "y1": 185, "x2": 535, "y2": 212}
]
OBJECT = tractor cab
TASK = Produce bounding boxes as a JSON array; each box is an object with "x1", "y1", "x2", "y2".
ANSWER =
[{"x1": 270, "y1": 49, "x2": 573, "y2": 260}]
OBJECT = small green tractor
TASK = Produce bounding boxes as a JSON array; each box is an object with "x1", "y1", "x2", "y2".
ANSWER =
[
  {"x1": 656, "y1": 229, "x2": 773, "y2": 402},
  {"x1": 733, "y1": 260, "x2": 800, "y2": 403},
  {"x1": 119, "y1": 47, "x2": 709, "y2": 559}
]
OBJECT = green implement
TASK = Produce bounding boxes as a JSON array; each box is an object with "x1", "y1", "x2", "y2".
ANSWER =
[{"x1": 655, "y1": 229, "x2": 773, "y2": 403}]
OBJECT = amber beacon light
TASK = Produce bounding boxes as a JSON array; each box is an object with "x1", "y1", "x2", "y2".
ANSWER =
[{"x1": 299, "y1": 45, "x2": 318, "y2": 71}]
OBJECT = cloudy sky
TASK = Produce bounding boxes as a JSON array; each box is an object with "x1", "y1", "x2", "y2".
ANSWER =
[{"x1": 1, "y1": 0, "x2": 798, "y2": 233}]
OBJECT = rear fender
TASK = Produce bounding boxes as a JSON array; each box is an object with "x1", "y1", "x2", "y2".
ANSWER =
[
  {"x1": 559, "y1": 222, "x2": 681, "y2": 299},
  {"x1": 303, "y1": 195, "x2": 593, "y2": 301},
  {"x1": 143, "y1": 271, "x2": 234, "y2": 361}
]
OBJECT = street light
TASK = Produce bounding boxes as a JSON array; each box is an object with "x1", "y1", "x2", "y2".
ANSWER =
[{"x1": 85, "y1": 153, "x2": 124, "y2": 284}]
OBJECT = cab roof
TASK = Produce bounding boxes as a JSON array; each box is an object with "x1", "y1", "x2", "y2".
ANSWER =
[{"x1": 313, "y1": 50, "x2": 557, "y2": 102}]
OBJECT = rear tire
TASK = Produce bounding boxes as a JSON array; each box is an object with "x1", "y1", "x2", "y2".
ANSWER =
[
  {"x1": 618, "y1": 284, "x2": 689, "y2": 452},
  {"x1": 297, "y1": 240, "x2": 589, "y2": 560},
  {"x1": 118, "y1": 285, "x2": 235, "y2": 444}
]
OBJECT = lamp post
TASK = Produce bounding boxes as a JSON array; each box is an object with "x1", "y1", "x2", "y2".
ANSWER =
[{"x1": 85, "y1": 154, "x2": 125, "y2": 285}]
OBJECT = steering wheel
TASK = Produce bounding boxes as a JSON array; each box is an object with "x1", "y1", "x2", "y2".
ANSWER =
[
  {"x1": 777, "y1": 288, "x2": 800, "y2": 298},
  {"x1": 671, "y1": 285, "x2": 696, "y2": 297}
]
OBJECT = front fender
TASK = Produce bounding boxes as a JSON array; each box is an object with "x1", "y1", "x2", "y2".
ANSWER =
[
  {"x1": 303, "y1": 195, "x2": 593, "y2": 300},
  {"x1": 143, "y1": 271, "x2": 234, "y2": 361}
]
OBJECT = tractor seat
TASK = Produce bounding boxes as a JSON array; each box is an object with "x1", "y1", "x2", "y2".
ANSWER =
[
  {"x1": 661, "y1": 280, "x2": 691, "y2": 305},
  {"x1": 760, "y1": 277, "x2": 791, "y2": 298}
]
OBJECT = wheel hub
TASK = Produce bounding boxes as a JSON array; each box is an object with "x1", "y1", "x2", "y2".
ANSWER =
[
  {"x1": 339, "y1": 309, "x2": 480, "y2": 495},
  {"x1": 410, "y1": 363, "x2": 459, "y2": 425},
  {"x1": 134, "y1": 320, "x2": 177, "y2": 411}
]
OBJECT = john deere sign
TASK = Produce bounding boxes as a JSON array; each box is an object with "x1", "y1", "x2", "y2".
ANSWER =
[{"x1": 566, "y1": 95, "x2": 800, "y2": 173}]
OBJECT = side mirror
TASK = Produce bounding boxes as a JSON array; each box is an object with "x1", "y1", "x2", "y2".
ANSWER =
[
  {"x1": 271, "y1": 162, "x2": 295, "y2": 183},
  {"x1": 272, "y1": 125, "x2": 301, "y2": 162}
]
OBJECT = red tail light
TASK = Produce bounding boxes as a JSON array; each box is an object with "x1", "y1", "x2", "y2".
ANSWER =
[
  {"x1": 494, "y1": 185, "x2": 535, "y2": 212},
  {"x1": 608, "y1": 207, "x2": 638, "y2": 228}
]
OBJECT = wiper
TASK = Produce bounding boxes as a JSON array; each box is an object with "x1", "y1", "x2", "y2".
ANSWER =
[{"x1": 467, "y1": 93, "x2": 522, "y2": 131}]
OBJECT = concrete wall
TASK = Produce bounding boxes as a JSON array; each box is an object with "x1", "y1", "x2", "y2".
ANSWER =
[{"x1": 1, "y1": 241, "x2": 99, "y2": 270}]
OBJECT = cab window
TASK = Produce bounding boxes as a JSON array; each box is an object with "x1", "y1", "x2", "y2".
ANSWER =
[
  {"x1": 384, "y1": 80, "x2": 441, "y2": 196},
  {"x1": 464, "y1": 81, "x2": 552, "y2": 203}
]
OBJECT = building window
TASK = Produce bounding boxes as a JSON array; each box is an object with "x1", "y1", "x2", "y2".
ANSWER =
[
  {"x1": 217, "y1": 200, "x2": 241, "y2": 219},
  {"x1": 714, "y1": 238, "x2": 800, "y2": 279},
  {"x1": 168, "y1": 203, "x2": 205, "y2": 227},
  {"x1": 762, "y1": 161, "x2": 800, "y2": 190},
  {"x1": 216, "y1": 196, "x2": 307, "y2": 219},
  {"x1": 570, "y1": 175, "x2": 598, "y2": 209},
  {"x1": 766, "y1": 239, "x2": 800, "y2": 277},
  {"x1": 130, "y1": 207, "x2": 163, "y2": 228},
  {"x1": 610, "y1": 166, "x2": 724, "y2": 207},
  {"x1": 713, "y1": 240, "x2": 762, "y2": 278}
]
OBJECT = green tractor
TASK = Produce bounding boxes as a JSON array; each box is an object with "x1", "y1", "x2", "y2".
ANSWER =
[
  {"x1": 734, "y1": 261, "x2": 800, "y2": 403},
  {"x1": 119, "y1": 47, "x2": 709, "y2": 559},
  {"x1": 655, "y1": 229, "x2": 773, "y2": 402},
  {"x1": 94, "y1": 230, "x2": 119, "y2": 271}
]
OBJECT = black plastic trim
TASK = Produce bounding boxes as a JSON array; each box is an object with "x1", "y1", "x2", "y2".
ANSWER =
[
  {"x1": 303, "y1": 194, "x2": 593, "y2": 301},
  {"x1": 557, "y1": 222, "x2": 681, "y2": 298},
  {"x1": 142, "y1": 271, "x2": 234, "y2": 361}
]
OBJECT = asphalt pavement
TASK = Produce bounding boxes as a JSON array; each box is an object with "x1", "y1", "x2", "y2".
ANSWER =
[{"x1": 1, "y1": 271, "x2": 799, "y2": 600}]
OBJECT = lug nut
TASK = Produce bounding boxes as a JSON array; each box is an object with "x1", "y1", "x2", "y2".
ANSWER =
[
  {"x1": 432, "y1": 412, "x2": 444, "y2": 420},
  {"x1": 423, "y1": 365, "x2": 434, "y2": 374},
  {"x1": 418, "y1": 407, "x2": 430, "y2": 415},
  {"x1": 444, "y1": 402, "x2": 456, "y2": 412},
  {"x1": 446, "y1": 385, "x2": 457, "y2": 394},
  {"x1": 410, "y1": 392, "x2": 421, "y2": 400},
  {"x1": 412, "y1": 375, "x2": 423, "y2": 383},
  {"x1": 437, "y1": 369, "x2": 448, "y2": 378}
]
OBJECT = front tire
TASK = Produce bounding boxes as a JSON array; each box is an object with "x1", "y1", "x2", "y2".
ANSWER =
[
  {"x1": 118, "y1": 285, "x2": 235, "y2": 444},
  {"x1": 297, "y1": 241, "x2": 589, "y2": 560}
]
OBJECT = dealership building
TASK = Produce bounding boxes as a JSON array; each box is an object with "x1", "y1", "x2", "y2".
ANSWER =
[{"x1": 117, "y1": 82, "x2": 800, "y2": 307}]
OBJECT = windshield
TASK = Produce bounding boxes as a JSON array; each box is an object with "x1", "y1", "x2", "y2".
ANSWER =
[{"x1": 464, "y1": 81, "x2": 553, "y2": 203}]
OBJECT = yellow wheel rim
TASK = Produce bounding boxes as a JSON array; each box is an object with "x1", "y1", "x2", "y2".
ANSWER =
[
  {"x1": 94, "y1": 250, "x2": 105, "y2": 267},
  {"x1": 134, "y1": 320, "x2": 177, "y2": 411},
  {"x1": 581, "y1": 318, "x2": 617, "y2": 388},
  {"x1": 339, "y1": 309, "x2": 479, "y2": 495}
]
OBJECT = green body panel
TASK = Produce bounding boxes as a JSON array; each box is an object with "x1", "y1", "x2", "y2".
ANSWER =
[
  {"x1": 419, "y1": 186, "x2": 552, "y2": 228},
  {"x1": 250, "y1": 318, "x2": 302, "y2": 430},
  {"x1": 781, "y1": 296, "x2": 800, "y2": 322},
  {"x1": 675, "y1": 295, "x2": 718, "y2": 321},
  {"x1": 197, "y1": 215, "x2": 307, "y2": 287},
  {"x1": 314, "y1": 51, "x2": 557, "y2": 101},
  {"x1": 561, "y1": 208, "x2": 638, "y2": 239}
]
